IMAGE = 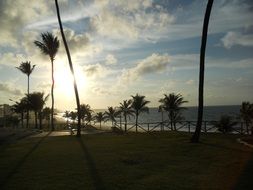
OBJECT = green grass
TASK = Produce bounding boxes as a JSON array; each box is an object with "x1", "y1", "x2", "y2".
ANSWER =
[{"x1": 0, "y1": 132, "x2": 252, "y2": 190}]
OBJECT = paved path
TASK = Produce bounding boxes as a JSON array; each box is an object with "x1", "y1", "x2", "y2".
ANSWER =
[{"x1": 31, "y1": 129, "x2": 107, "y2": 138}]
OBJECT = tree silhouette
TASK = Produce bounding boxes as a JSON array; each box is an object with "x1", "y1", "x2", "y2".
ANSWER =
[
  {"x1": 119, "y1": 100, "x2": 135, "y2": 132},
  {"x1": 131, "y1": 94, "x2": 150, "y2": 132},
  {"x1": 94, "y1": 112, "x2": 105, "y2": 129},
  {"x1": 159, "y1": 93, "x2": 188, "y2": 130},
  {"x1": 63, "y1": 110, "x2": 71, "y2": 126},
  {"x1": 27, "y1": 92, "x2": 49, "y2": 129},
  {"x1": 212, "y1": 115, "x2": 237, "y2": 134},
  {"x1": 34, "y1": 32, "x2": 59, "y2": 131},
  {"x1": 104, "y1": 107, "x2": 119, "y2": 128},
  {"x1": 80, "y1": 104, "x2": 92, "y2": 127},
  {"x1": 55, "y1": 0, "x2": 82, "y2": 137},
  {"x1": 42, "y1": 107, "x2": 51, "y2": 128},
  {"x1": 16, "y1": 61, "x2": 35, "y2": 128},
  {"x1": 240, "y1": 102, "x2": 253, "y2": 135},
  {"x1": 11, "y1": 97, "x2": 28, "y2": 128},
  {"x1": 191, "y1": 0, "x2": 214, "y2": 143}
]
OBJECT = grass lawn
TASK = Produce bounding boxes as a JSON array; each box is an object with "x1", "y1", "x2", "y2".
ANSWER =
[{"x1": 0, "y1": 132, "x2": 252, "y2": 190}]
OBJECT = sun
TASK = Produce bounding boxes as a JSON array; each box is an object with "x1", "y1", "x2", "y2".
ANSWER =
[{"x1": 54, "y1": 65, "x2": 87, "y2": 99}]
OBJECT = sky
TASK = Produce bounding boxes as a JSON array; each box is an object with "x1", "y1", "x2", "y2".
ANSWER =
[{"x1": 0, "y1": 0, "x2": 253, "y2": 110}]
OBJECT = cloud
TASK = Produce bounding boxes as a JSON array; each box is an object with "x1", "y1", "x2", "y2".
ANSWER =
[
  {"x1": 185, "y1": 79, "x2": 195, "y2": 85},
  {"x1": 0, "y1": 0, "x2": 53, "y2": 47},
  {"x1": 221, "y1": 31, "x2": 253, "y2": 49},
  {"x1": 0, "y1": 82, "x2": 23, "y2": 96},
  {"x1": 106, "y1": 54, "x2": 117, "y2": 65},
  {"x1": 90, "y1": 0, "x2": 174, "y2": 41},
  {"x1": 120, "y1": 53, "x2": 170, "y2": 83},
  {"x1": 83, "y1": 63, "x2": 111, "y2": 79}
]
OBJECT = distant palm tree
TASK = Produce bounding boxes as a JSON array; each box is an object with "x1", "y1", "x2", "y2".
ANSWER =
[
  {"x1": 70, "y1": 111, "x2": 78, "y2": 124},
  {"x1": 212, "y1": 115, "x2": 237, "y2": 134},
  {"x1": 55, "y1": 0, "x2": 82, "y2": 137},
  {"x1": 16, "y1": 61, "x2": 35, "y2": 128},
  {"x1": 131, "y1": 94, "x2": 150, "y2": 132},
  {"x1": 104, "y1": 107, "x2": 119, "y2": 128},
  {"x1": 119, "y1": 100, "x2": 135, "y2": 132},
  {"x1": 27, "y1": 92, "x2": 49, "y2": 129},
  {"x1": 191, "y1": 0, "x2": 214, "y2": 143},
  {"x1": 159, "y1": 93, "x2": 188, "y2": 130},
  {"x1": 42, "y1": 107, "x2": 51, "y2": 128},
  {"x1": 34, "y1": 32, "x2": 59, "y2": 131},
  {"x1": 240, "y1": 102, "x2": 253, "y2": 135},
  {"x1": 63, "y1": 110, "x2": 71, "y2": 126},
  {"x1": 80, "y1": 104, "x2": 93, "y2": 127},
  {"x1": 94, "y1": 112, "x2": 105, "y2": 129},
  {"x1": 11, "y1": 97, "x2": 28, "y2": 128}
]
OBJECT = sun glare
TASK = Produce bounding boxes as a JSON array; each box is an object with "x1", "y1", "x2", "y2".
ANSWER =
[{"x1": 54, "y1": 64, "x2": 87, "y2": 99}]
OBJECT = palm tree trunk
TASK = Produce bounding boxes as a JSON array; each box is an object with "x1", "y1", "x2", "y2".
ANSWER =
[
  {"x1": 135, "y1": 113, "x2": 138, "y2": 132},
  {"x1": 55, "y1": 0, "x2": 81, "y2": 137},
  {"x1": 27, "y1": 75, "x2": 30, "y2": 128},
  {"x1": 39, "y1": 112, "x2": 42, "y2": 130},
  {"x1": 124, "y1": 115, "x2": 127, "y2": 132},
  {"x1": 35, "y1": 111, "x2": 38, "y2": 129},
  {"x1": 191, "y1": 0, "x2": 213, "y2": 143},
  {"x1": 51, "y1": 59, "x2": 55, "y2": 131},
  {"x1": 21, "y1": 112, "x2": 24, "y2": 128},
  {"x1": 100, "y1": 121, "x2": 101, "y2": 129}
]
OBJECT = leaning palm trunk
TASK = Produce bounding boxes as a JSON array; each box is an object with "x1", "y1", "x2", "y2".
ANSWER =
[
  {"x1": 51, "y1": 59, "x2": 55, "y2": 131},
  {"x1": 124, "y1": 115, "x2": 127, "y2": 132},
  {"x1": 55, "y1": 0, "x2": 81, "y2": 137},
  {"x1": 27, "y1": 76, "x2": 30, "y2": 128},
  {"x1": 191, "y1": 0, "x2": 213, "y2": 143}
]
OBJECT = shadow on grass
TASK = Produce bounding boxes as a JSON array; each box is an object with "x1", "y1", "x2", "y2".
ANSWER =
[
  {"x1": 200, "y1": 142, "x2": 252, "y2": 153},
  {"x1": 0, "y1": 132, "x2": 51, "y2": 188},
  {"x1": 234, "y1": 152, "x2": 253, "y2": 189},
  {"x1": 78, "y1": 138, "x2": 106, "y2": 190}
]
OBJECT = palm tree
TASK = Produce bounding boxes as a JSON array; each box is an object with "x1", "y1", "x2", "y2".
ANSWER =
[
  {"x1": 104, "y1": 107, "x2": 119, "y2": 128},
  {"x1": 191, "y1": 0, "x2": 214, "y2": 143},
  {"x1": 119, "y1": 100, "x2": 135, "y2": 132},
  {"x1": 94, "y1": 112, "x2": 105, "y2": 129},
  {"x1": 240, "y1": 102, "x2": 253, "y2": 135},
  {"x1": 42, "y1": 107, "x2": 51, "y2": 129},
  {"x1": 159, "y1": 93, "x2": 188, "y2": 131},
  {"x1": 80, "y1": 104, "x2": 92, "y2": 127},
  {"x1": 55, "y1": 0, "x2": 82, "y2": 137},
  {"x1": 63, "y1": 110, "x2": 71, "y2": 126},
  {"x1": 70, "y1": 111, "x2": 78, "y2": 124},
  {"x1": 131, "y1": 94, "x2": 150, "y2": 132},
  {"x1": 34, "y1": 32, "x2": 59, "y2": 131},
  {"x1": 16, "y1": 61, "x2": 36, "y2": 128},
  {"x1": 212, "y1": 115, "x2": 237, "y2": 134},
  {"x1": 27, "y1": 92, "x2": 49, "y2": 129},
  {"x1": 11, "y1": 97, "x2": 28, "y2": 128}
]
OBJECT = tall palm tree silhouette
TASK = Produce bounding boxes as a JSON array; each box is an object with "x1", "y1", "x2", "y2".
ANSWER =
[
  {"x1": 55, "y1": 0, "x2": 82, "y2": 137},
  {"x1": 131, "y1": 94, "x2": 150, "y2": 132},
  {"x1": 104, "y1": 107, "x2": 119, "y2": 128},
  {"x1": 11, "y1": 97, "x2": 27, "y2": 128},
  {"x1": 119, "y1": 100, "x2": 135, "y2": 132},
  {"x1": 34, "y1": 32, "x2": 59, "y2": 131},
  {"x1": 159, "y1": 93, "x2": 188, "y2": 130},
  {"x1": 94, "y1": 112, "x2": 105, "y2": 129},
  {"x1": 240, "y1": 102, "x2": 253, "y2": 135},
  {"x1": 16, "y1": 61, "x2": 35, "y2": 128},
  {"x1": 191, "y1": 0, "x2": 214, "y2": 143},
  {"x1": 27, "y1": 92, "x2": 49, "y2": 129}
]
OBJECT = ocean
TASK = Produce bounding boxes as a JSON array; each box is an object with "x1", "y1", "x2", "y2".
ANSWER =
[{"x1": 95, "y1": 105, "x2": 240, "y2": 124}]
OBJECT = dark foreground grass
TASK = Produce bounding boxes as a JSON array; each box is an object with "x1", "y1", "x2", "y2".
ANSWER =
[{"x1": 0, "y1": 132, "x2": 252, "y2": 190}]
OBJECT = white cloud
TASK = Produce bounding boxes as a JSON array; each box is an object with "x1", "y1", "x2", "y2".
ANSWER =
[
  {"x1": 0, "y1": 82, "x2": 23, "y2": 96},
  {"x1": 90, "y1": 0, "x2": 174, "y2": 41},
  {"x1": 120, "y1": 53, "x2": 170, "y2": 83},
  {"x1": 83, "y1": 63, "x2": 111, "y2": 79},
  {"x1": 105, "y1": 54, "x2": 117, "y2": 65},
  {"x1": 221, "y1": 31, "x2": 253, "y2": 49}
]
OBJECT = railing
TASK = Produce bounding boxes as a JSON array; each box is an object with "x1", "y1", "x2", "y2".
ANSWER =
[{"x1": 96, "y1": 120, "x2": 251, "y2": 135}]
